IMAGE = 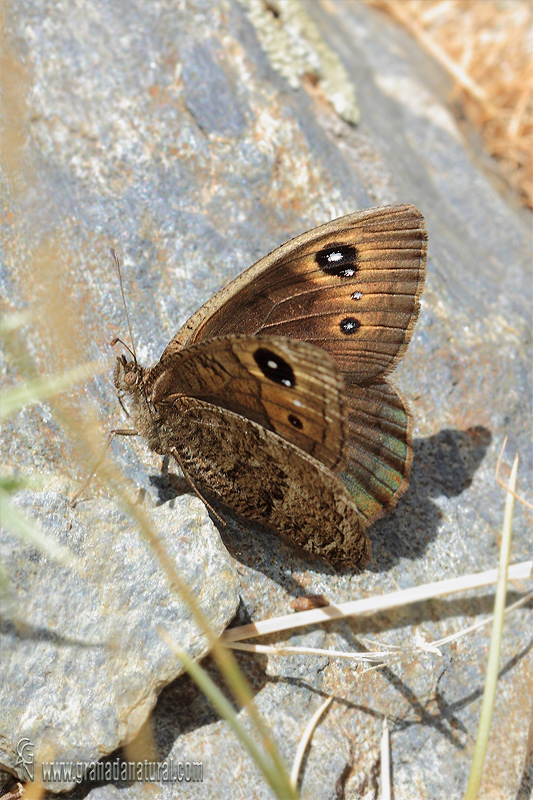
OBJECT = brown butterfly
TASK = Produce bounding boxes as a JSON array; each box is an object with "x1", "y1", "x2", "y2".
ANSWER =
[{"x1": 112, "y1": 204, "x2": 427, "y2": 569}]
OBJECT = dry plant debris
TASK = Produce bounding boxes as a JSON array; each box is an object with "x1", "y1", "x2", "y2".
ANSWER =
[{"x1": 368, "y1": 0, "x2": 533, "y2": 207}]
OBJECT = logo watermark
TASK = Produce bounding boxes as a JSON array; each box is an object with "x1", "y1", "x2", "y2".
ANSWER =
[
  {"x1": 14, "y1": 740, "x2": 202, "y2": 785},
  {"x1": 14, "y1": 739, "x2": 34, "y2": 781}
]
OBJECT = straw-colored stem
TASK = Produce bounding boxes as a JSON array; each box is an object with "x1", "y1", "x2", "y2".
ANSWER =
[
  {"x1": 380, "y1": 716, "x2": 391, "y2": 800},
  {"x1": 290, "y1": 696, "x2": 333, "y2": 792},
  {"x1": 222, "y1": 561, "x2": 532, "y2": 643}
]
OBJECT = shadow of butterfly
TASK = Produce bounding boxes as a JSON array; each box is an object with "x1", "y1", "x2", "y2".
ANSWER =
[{"x1": 113, "y1": 204, "x2": 427, "y2": 569}]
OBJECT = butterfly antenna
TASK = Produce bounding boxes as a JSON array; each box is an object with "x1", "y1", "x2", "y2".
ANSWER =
[
  {"x1": 111, "y1": 248, "x2": 137, "y2": 364},
  {"x1": 110, "y1": 248, "x2": 158, "y2": 426}
]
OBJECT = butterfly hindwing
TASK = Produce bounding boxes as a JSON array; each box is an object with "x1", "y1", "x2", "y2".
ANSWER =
[
  {"x1": 165, "y1": 396, "x2": 371, "y2": 569},
  {"x1": 342, "y1": 381, "x2": 413, "y2": 525},
  {"x1": 146, "y1": 335, "x2": 348, "y2": 473}
]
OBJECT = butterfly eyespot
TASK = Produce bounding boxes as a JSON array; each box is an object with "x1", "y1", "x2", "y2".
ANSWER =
[
  {"x1": 124, "y1": 371, "x2": 138, "y2": 386},
  {"x1": 351, "y1": 291, "x2": 363, "y2": 300},
  {"x1": 254, "y1": 347, "x2": 296, "y2": 388},
  {"x1": 340, "y1": 317, "x2": 361, "y2": 335},
  {"x1": 316, "y1": 244, "x2": 358, "y2": 278},
  {"x1": 288, "y1": 414, "x2": 303, "y2": 429}
]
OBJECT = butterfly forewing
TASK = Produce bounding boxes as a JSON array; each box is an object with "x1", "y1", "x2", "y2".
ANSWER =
[
  {"x1": 146, "y1": 335, "x2": 348, "y2": 473},
  {"x1": 164, "y1": 204, "x2": 427, "y2": 384}
]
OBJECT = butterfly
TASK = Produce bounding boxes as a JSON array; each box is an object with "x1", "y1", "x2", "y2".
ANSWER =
[{"x1": 113, "y1": 204, "x2": 427, "y2": 569}]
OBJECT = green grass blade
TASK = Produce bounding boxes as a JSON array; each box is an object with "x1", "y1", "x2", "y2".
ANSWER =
[
  {"x1": 159, "y1": 629, "x2": 299, "y2": 800},
  {"x1": 464, "y1": 455, "x2": 518, "y2": 799},
  {"x1": 1, "y1": 361, "x2": 104, "y2": 420},
  {"x1": 0, "y1": 311, "x2": 32, "y2": 334},
  {"x1": 0, "y1": 486, "x2": 78, "y2": 566}
]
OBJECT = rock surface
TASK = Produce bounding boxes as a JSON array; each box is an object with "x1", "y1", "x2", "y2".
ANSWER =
[
  {"x1": 1, "y1": 0, "x2": 531, "y2": 799},
  {"x1": 0, "y1": 493, "x2": 239, "y2": 792}
]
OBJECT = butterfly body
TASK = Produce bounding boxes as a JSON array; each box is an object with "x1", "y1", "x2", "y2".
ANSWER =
[{"x1": 113, "y1": 204, "x2": 427, "y2": 569}]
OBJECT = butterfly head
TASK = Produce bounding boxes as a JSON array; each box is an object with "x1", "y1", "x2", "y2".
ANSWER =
[
  {"x1": 114, "y1": 353, "x2": 168, "y2": 453},
  {"x1": 113, "y1": 354, "x2": 146, "y2": 399}
]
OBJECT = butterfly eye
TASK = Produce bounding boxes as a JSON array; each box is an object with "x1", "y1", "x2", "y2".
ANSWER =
[
  {"x1": 316, "y1": 244, "x2": 358, "y2": 277},
  {"x1": 254, "y1": 347, "x2": 296, "y2": 388},
  {"x1": 124, "y1": 371, "x2": 138, "y2": 386}
]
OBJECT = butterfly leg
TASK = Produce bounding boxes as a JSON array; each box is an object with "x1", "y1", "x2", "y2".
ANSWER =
[
  {"x1": 70, "y1": 429, "x2": 139, "y2": 506},
  {"x1": 169, "y1": 447, "x2": 226, "y2": 527},
  {"x1": 115, "y1": 388, "x2": 131, "y2": 418}
]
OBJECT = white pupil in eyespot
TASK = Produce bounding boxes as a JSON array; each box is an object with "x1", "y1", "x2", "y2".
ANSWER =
[
  {"x1": 267, "y1": 359, "x2": 278, "y2": 369},
  {"x1": 327, "y1": 252, "x2": 343, "y2": 262},
  {"x1": 282, "y1": 379, "x2": 292, "y2": 387},
  {"x1": 344, "y1": 268, "x2": 355, "y2": 276}
]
